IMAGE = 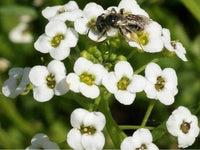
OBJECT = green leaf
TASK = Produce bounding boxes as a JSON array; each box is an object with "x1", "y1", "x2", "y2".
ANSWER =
[
  {"x1": 0, "y1": 5, "x2": 37, "y2": 18},
  {"x1": 180, "y1": 0, "x2": 200, "y2": 23},
  {"x1": 152, "y1": 121, "x2": 167, "y2": 141}
]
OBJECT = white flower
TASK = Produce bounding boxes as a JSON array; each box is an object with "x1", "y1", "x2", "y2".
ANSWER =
[
  {"x1": 166, "y1": 106, "x2": 199, "y2": 148},
  {"x1": 66, "y1": 57, "x2": 107, "y2": 99},
  {"x1": 67, "y1": 108, "x2": 106, "y2": 150},
  {"x1": 2, "y1": 67, "x2": 30, "y2": 98},
  {"x1": 0, "y1": 57, "x2": 10, "y2": 72},
  {"x1": 121, "y1": 128, "x2": 159, "y2": 150},
  {"x1": 26, "y1": 133, "x2": 60, "y2": 150},
  {"x1": 128, "y1": 21, "x2": 164, "y2": 53},
  {"x1": 74, "y1": 2, "x2": 107, "y2": 42},
  {"x1": 34, "y1": 20, "x2": 78, "y2": 60},
  {"x1": 162, "y1": 28, "x2": 188, "y2": 61},
  {"x1": 29, "y1": 60, "x2": 68, "y2": 102},
  {"x1": 102, "y1": 61, "x2": 146, "y2": 105},
  {"x1": 42, "y1": 1, "x2": 82, "y2": 22},
  {"x1": 144, "y1": 62, "x2": 178, "y2": 105},
  {"x1": 118, "y1": 0, "x2": 149, "y2": 17},
  {"x1": 9, "y1": 23, "x2": 33, "y2": 43}
]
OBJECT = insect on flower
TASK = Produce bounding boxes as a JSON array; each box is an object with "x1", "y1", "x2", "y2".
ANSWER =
[{"x1": 89, "y1": 8, "x2": 151, "y2": 47}]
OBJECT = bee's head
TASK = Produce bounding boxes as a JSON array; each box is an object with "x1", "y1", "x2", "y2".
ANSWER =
[{"x1": 95, "y1": 14, "x2": 107, "y2": 32}]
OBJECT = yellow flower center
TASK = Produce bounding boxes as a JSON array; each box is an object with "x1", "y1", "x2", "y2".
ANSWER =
[
  {"x1": 117, "y1": 76, "x2": 131, "y2": 90},
  {"x1": 155, "y1": 76, "x2": 165, "y2": 91},
  {"x1": 46, "y1": 73, "x2": 56, "y2": 89},
  {"x1": 136, "y1": 144, "x2": 147, "y2": 150},
  {"x1": 79, "y1": 72, "x2": 95, "y2": 86},
  {"x1": 80, "y1": 124, "x2": 96, "y2": 135},
  {"x1": 137, "y1": 31, "x2": 149, "y2": 46},
  {"x1": 51, "y1": 33, "x2": 65, "y2": 48},
  {"x1": 180, "y1": 120, "x2": 191, "y2": 134}
]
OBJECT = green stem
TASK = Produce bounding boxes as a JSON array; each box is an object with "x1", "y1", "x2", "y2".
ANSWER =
[
  {"x1": 127, "y1": 50, "x2": 137, "y2": 60},
  {"x1": 98, "y1": 89, "x2": 126, "y2": 149},
  {"x1": 92, "y1": 96, "x2": 101, "y2": 111},
  {"x1": 141, "y1": 100, "x2": 156, "y2": 127},
  {"x1": 134, "y1": 58, "x2": 159, "y2": 74},
  {"x1": 119, "y1": 125, "x2": 155, "y2": 130}
]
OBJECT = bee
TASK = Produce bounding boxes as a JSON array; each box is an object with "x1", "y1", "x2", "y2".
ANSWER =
[{"x1": 93, "y1": 8, "x2": 151, "y2": 47}]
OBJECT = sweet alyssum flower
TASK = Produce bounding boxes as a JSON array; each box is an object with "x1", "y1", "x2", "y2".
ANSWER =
[
  {"x1": 2, "y1": 67, "x2": 31, "y2": 98},
  {"x1": 26, "y1": 133, "x2": 60, "y2": 150},
  {"x1": 166, "y1": 106, "x2": 199, "y2": 148},
  {"x1": 34, "y1": 20, "x2": 78, "y2": 60},
  {"x1": 102, "y1": 61, "x2": 146, "y2": 105},
  {"x1": 42, "y1": 1, "x2": 82, "y2": 22},
  {"x1": 67, "y1": 108, "x2": 106, "y2": 150},
  {"x1": 121, "y1": 128, "x2": 159, "y2": 150},
  {"x1": 66, "y1": 57, "x2": 107, "y2": 99},
  {"x1": 144, "y1": 62, "x2": 178, "y2": 105},
  {"x1": 29, "y1": 60, "x2": 68, "y2": 102},
  {"x1": 162, "y1": 28, "x2": 188, "y2": 61},
  {"x1": 74, "y1": 2, "x2": 107, "y2": 42}
]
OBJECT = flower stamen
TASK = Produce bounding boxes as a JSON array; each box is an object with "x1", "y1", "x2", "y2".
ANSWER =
[
  {"x1": 80, "y1": 124, "x2": 96, "y2": 135},
  {"x1": 180, "y1": 120, "x2": 191, "y2": 134},
  {"x1": 46, "y1": 73, "x2": 56, "y2": 89},
  {"x1": 117, "y1": 76, "x2": 131, "y2": 90},
  {"x1": 136, "y1": 144, "x2": 147, "y2": 150},
  {"x1": 79, "y1": 72, "x2": 95, "y2": 86},
  {"x1": 137, "y1": 31, "x2": 149, "y2": 46},
  {"x1": 51, "y1": 33, "x2": 65, "y2": 48},
  {"x1": 155, "y1": 76, "x2": 165, "y2": 91}
]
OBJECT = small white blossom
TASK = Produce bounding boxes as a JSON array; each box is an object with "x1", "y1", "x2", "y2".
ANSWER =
[
  {"x1": 26, "y1": 133, "x2": 60, "y2": 150},
  {"x1": 74, "y1": 2, "x2": 107, "y2": 42},
  {"x1": 121, "y1": 128, "x2": 159, "y2": 150},
  {"x1": 118, "y1": 0, "x2": 149, "y2": 17},
  {"x1": 42, "y1": 1, "x2": 82, "y2": 22},
  {"x1": 162, "y1": 28, "x2": 188, "y2": 61},
  {"x1": 9, "y1": 23, "x2": 33, "y2": 43},
  {"x1": 66, "y1": 57, "x2": 107, "y2": 99},
  {"x1": 0, "y1": 58, "x2": 10, "y2": 72},
  {"x1": 29, "y1": 60, "x2": 68, "y2": 102},
  {"x1": 34, "y1": 20, "x2": 78, "y2": 60},
  {"x1": 67, "y1": 108, "x2": 106, "y2": 150},
  {"x1": 144, "y1": 62, "x2": 178, "y2": 105},
  {"x1": 128, "y1": 21, "x2": 164, "y2": 53},
  {"x1": 102, "y1": 61, "x2": 146, "y2": 105},
  {"x1": 2, "y1": 67, "x2": 30, "y2": 98},
  {"x1": 166, "y1": 106, "x2": 199, "y2": 148}
]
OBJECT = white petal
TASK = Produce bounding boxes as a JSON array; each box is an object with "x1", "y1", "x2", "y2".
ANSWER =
[
  {"x1": 74, "y1": 57, "x2": 93, "y2": 75},
  {"x1": 45, "y1": 20, "x2": 67, "y2": 37},
  {"x1": 157, "y1": 89, "x2": 175, "y2": 105},
  {"x1": 147, "y1": 143, "x2": 159, "y2": 150},
  {"x1": 83, "y1": 112, "x2": 106, "y2": 131},
  {"x1": 162, "y1": 68, "x2": 177, "y2": 90},
  {"x1": 114, "y1": 90, "x2": 136, "y2": 105},
  {"x1": 2, "y1": 78, "x2": 18, "y2": 98},
  {"x1": 64, "y1": 1, "x2": 79, "y2": 10},
  {"x1": 47, "y1": 60, "x2": 66, "y2": 77},
  {"x1": 66, "y1": 73, "x2": 80, "y2": 93},
  {"x1": 162, "y1": 28, "x2": 174, "y2": 51},
  {"x1": 43, "y1": 141, "x2": 60, "y2": 149},
  {"x1": 88, "y1": 64, "x2": 107, "y2": 85},
  {"x1": 178, "y1": 135, "x2": 196, "y2": 148},
  {"x1": 67, "y1": 128, "x2": 84, "y2": 150},
  {"x1": 29, "y1": 66, "x2": 49, "y2": 86},
  {"x1": 33, "y1": 86, "x2": 54, "y2": 102},
  {"x1": 166, "y1": 114, "x2": 182, "y2": 136},
  {"x1": 79, "y1": 83, "x2": 100, "y2": 99},
  {"x1": 31, "y1": 133, "x2": 49, "y2": 146},
  {"x1": 49, "y1": 45, "x2": 70, "y2": 61},
  {"x1": 88, "y1": 29, "x2": 106, "y2": 42},
  {"x1": 34, "y1": 34, "x2": 52, "y2": 53},
  {"x1": 70, "y1": 108, "x2": 89, "y2": 128},
  {"x1": 42, "y1": 6, "x2": 61, "y2": 19},
  {"x1": 133, "y1": 128, "x2": 153, "y2": 144},
  {"x1": 64, "y1": 28, "x2": 78, "y2": 47},
  {"x1": 83, "y1": 2, "x2": 104, "y2": 19},
  {"x1": 144, "y1": 81, "x2": 157, "y2": 99},
  {"x1": 81, "y1": 132, "x2": 105, "y2": 150},
  {"x1": 118, "y1": 0, "x2": 149, "y2": 17},
  {"x1": 102, "y1": 72, "x2": 118, "y2": 93},
  {"x1": 121, "y1": 137, "x2": 134, "y2": 150},
  {"x1": 54, "y1": 78, "x2": 69, "y2": 95},
  {"x1": 114, "y1": 61, "x2": 133, "y2": 80},
  {"x1": 74, "y1": 17, "x2": 89, "y2": 35},
  {"x1": 9, "y1": 67, "x2": 23, "y2": 77},
  {"x1": 127, "y1": 75, "x2": 146, "y2": 93},
  {"x1": 145, "y1": 62, "x2": 162, "y2": 83},
  {"x1": 175, "y1": 42, "x2": 188, "y2": 61}
]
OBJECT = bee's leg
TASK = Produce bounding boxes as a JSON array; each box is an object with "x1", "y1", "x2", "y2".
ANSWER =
[
  {"x1": 120, "y1": 8, "x2": 125, "y2": 14},
  {"x1": 110, "y1": 8, "x2": 117, "y2": 14},
  {"x1": 118, "y1": 27, "x2": 131, "y2": 40},
  {"x1": 96, "y1": 30, "x2": 107, "y2": 41}
]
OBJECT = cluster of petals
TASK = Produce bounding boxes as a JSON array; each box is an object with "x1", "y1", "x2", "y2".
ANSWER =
[
  {"x1": 144, "y1": 62, "x2": 178, "y2": 105},
  {"x1": 121, "y1": 128, "x2": 159, "y2": 150},
  {"x1": 29, "y1": 60, "x2": 68, "y2": 102},
  {"x1": 42, "y1": 1, "x2": 82, "y2": 22},
  {"x1": 162, "y1": 28, "x2": 188, "y2": 61},
  {"x1": 26, "y1": 133, "x2": 60, "y2": 150},
  {"x1": 102, "y1": 61, "x2": 146, "y2": 105},
  {"x1": 67, "y1": 108, "x2": 106, "y2": 150},
  {"x1": 2, "y1": 67, "x2": 30, "y2": 98},
  {"x1": 66, "y1": 57, "x2": 107, "y2": 99},
  {"x1": 34, "y1": 20, "x2": 78, "y2": 60},
  {"x1": 166, "y1": 106, "x2": 199, "y2": 148}
]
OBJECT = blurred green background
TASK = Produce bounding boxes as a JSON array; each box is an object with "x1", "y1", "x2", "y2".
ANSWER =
[{"x1": 0, "y1": 0, "x2": 200, "y2": 149}]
